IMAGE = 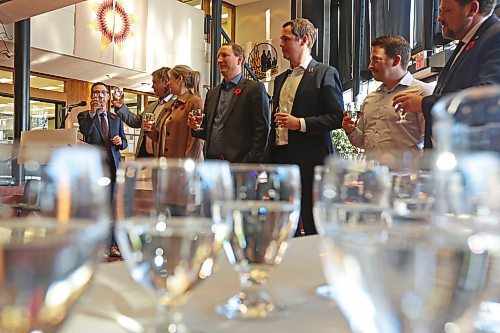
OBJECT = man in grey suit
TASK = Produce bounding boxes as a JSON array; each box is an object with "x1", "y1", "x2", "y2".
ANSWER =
[
  {"x1": 112, "y1": 67, "x2": 174, "y2": 157},
  {"x1": 188, "y1": 42, "x2": 269, "y2": 163},
  {"x1": 267, "y1": 18, "x2": 344, "y2": 236}
]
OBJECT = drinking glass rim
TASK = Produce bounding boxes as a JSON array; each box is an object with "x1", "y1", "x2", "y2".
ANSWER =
[
  {"x1": 230, "y1": 163, "x2": 300, "y2": 172},
  {"x1": 0, "y1": 218, "x2": 109, "y2": 246}
]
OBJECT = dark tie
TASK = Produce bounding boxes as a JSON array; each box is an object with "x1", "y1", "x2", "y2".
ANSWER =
[
  {"x1": 100, "y1": 113, "x2": 109, "y2": 138},
  {"x1": 448, "y1": 41, "x2": 465, "y2": 69},
  {"x1": 435, "y1": 41, "x2": 465, "y2": 94}
]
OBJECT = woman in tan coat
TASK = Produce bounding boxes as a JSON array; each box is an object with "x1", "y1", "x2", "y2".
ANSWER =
[{"x1": 148, "y1": 65, "x2": 204, "y2": 160}]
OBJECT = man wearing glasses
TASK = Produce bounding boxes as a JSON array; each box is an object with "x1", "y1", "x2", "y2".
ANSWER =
[{"x1": 78, "y1": 82, "x2": 128, "y2": 184}]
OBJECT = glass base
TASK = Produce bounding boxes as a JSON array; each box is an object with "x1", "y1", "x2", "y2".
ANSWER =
[
  {"x1": 315, "y1": 284, "x2": 336, "y2": 300},
  {"x1": 396, "y1": 119, "x2": 409, "y2": 124},
  {"x1": 216, "y1": 291, "x2": 285, "y2": 319}
]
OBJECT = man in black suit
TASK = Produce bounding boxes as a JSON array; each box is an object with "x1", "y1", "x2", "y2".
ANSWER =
[
  {"x1": 188, "y1": 42, "x2": 269, "y2": 163},
  {"x1": 267, "y1": 18, "x2": 344, "y2": 236},
  {"x1": 393, "y1": 0, "x2": 500, "y2": 148},
  {"x1": 78, "y1": 82, "x2": 128, "y2": 183}
]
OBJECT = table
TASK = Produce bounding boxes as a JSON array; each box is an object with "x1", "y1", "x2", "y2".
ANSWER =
[{"x1": 60, "y1": 235, "x2": 352, "y2": 333}]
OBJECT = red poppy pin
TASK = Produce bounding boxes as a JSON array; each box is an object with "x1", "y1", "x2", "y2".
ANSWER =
[
  {"x1": 466, "y1": 39, "x2": 476, "y2": 52},
  {"x1": 234, "y1": 88, "x2": 242, "y2": 96},
  {"x1": 180, "y1": 103, "x2": 186, "y2": 110},
  {"x1": 110, "y1": 113, "x2": 116, "y2": 120}
]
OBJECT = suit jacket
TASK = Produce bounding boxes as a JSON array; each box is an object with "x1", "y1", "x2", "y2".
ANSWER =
[
  {"x1": 116, "y1": 99, "x2": 168, "y2": 158},
  {"x1": 267, "y1": 59, "x2": 344, "y2": 176},
  {"x1": 148, "y1": 92, "x2": 204, "y2": 160},
  {"x1": 422, "y1": 14, "x2": 500, "y2": 148},
  {"x1": 192, "y1": 76, "x2": 270, "y2": 163},
  {"x1": 77, "y1": 110, "x2": 128, "y2": 171}
]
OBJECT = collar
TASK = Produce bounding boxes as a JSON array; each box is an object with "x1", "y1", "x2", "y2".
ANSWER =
[
  {"x1": 462, "y1": 14, "x2": 490, "y2": 44},
  {"x1": 161, "y1": 94, "x2": 174, "y2": 104},
  {"x1": 97, "y1": 110, "x2": 107, "y2": 116},
  {"x1": 175, "y1": 91, "x2": 193, "y2": 105},
  {"x1": 222, "y1": 73, "x2": 243, "y2": 87},
  {"x1": 377, "y1": 72, "x2": 413, "y2": 93},
  {"x1": 299, "y1": 55, "x2": 313, "y2": 70}
]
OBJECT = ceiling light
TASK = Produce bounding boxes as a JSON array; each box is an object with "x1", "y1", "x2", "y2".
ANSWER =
[{"x1": 0, "y1": 78, "x2": 12, "y2": 84}]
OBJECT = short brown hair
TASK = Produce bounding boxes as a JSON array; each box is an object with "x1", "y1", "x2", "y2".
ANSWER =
[
  {"x1": 456, "y1": 0, "x2": 495, "y2": 15},
  {"x1": 152, "y1": 67, "x2": 171, "y2": 83},
  {"x1": 221, "y1": 42, "x2": 246, "y2": 62},
  {"x1": 91, "y1": 81, "x2": 108, "y2": 92},
  {"x1": 372, "y1": 35, "x2": 411, "y2": 69},
  {"x1": 282, "y1": 18, "x2": 317, "y2": 49}
]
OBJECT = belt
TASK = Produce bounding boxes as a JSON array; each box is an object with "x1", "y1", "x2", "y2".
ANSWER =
[{"x1": 206, "y1": 154, "x2": 225, "y2": 160}]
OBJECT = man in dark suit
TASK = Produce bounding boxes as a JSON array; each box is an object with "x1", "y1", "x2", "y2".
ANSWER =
[
  {"x1": 188, "y1": 42, "x2": 269, "y2": 163},
  {"x1": 78, "y1": 82, "x2": 128, "y2": 183},
  {"x1": 267, "y1": 18, "x2": 344, "y2": 236},
  {"x1": 393, "y1": 0, "x2": 500, "y2": 148},
  {"x1": 112, "y1": 67, "x2": 173, "y2": 158}
]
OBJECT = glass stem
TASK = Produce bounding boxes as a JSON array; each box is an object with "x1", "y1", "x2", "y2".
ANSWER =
[
  {"x1": 155, "y1": 300, "x2": 186, "y2": 333},
  {"x1": 239, "y1": 268, "x2": 269, "y2": 293}
]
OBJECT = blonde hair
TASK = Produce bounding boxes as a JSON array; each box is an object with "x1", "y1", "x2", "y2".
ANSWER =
[{"x1": 169, "y1": 65, "x2": 201, "y2": 97}]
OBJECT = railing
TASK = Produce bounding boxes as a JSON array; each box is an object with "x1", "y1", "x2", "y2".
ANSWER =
[{"x1": 221, "y1": 29, "x2": 259, "y2": 82}]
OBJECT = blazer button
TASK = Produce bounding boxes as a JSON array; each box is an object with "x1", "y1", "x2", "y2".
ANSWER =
[
  {"x1": 169, "y1": 117, "x2": 173, "y2": 120},
  {"x1": 167, "y1": 132, "x2": 170, "y2": 136}
]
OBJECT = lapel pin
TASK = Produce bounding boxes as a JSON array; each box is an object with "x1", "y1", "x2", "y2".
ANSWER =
[{"x1": 308, "y1": 67, "x2": 314, "y2": 73}]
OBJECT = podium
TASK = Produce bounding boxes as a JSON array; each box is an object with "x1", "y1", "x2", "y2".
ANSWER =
[{"x1": 18, "y1": 128, "x2": 91, "y2": 164}]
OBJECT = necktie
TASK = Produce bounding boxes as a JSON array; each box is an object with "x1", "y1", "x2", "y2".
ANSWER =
[
  {"x1": 449, "y1": 41, "x2": 465, "y2": 69},
  {"x1": 99, "y1": 113, "x2": 110, "y2": 143}
]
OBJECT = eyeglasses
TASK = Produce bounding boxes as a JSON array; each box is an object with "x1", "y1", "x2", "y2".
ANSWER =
[{"x1": 91, "y1": 91, "x2": 108, "y2": 98}]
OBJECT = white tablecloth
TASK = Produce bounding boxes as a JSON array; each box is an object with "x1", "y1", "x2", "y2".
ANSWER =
[{"x1": 60, "y1": 235, "x2": 352, "y2": 333}]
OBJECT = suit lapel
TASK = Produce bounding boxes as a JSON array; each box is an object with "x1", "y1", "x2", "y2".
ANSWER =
[
  {"x1": 207, "y1": 85, "x2": 221, "y2": 130},
  {"x1": 93, "y1": 113, "x2": 105, "y2": 142},
  {"x1": 220, "y1": 77, "x2": 247, "y2": 125},
  {"x1": 291, "y1": 59, "x2": 317, "y2": 115}
]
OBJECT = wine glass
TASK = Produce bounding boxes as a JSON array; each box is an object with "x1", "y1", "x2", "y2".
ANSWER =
[
  {"x1": 114, "y1": 158, "x2": 233, "y2": 333},
  {"x1": 315, "y1": 155, "x2": 500, "y2": 333},
  {"x1": 216, "y1": 164, "x2": 301, "y2": 319},
  {"x1": 191, "y1": 109, "x2": 204, "y2": 131},
  {"x1": 0, "y1": 145, "x2": 111, "y2": 333},
  {"x1": 394, "y1": 102, "x2": 409, "y2": 124},
  {"x1": 274, "y1": 106, "x2": 289, "y2": 146}
]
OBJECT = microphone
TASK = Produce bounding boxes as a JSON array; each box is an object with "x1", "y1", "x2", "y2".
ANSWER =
[{"x1": 63, "y1": 101, "x2": 87, "y2": 110}]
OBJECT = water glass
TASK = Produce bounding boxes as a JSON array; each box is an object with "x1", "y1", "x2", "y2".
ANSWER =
[
  {"x1": 0, "y1": 145, "x2": 111, "y2": 332},
  {"x1": 115, "y1": 158, "x2": 233, "y2": 333},
  {"x1": 216, "y1": 164, "x2": 301, "y2": 319}
]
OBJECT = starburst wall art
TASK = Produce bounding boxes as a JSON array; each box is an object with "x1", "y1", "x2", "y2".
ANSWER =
[{"x1": 87, "y1": 0, "x2": 137, "y2": 50}]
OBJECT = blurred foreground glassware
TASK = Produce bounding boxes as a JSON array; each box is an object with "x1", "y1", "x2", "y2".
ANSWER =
[
  {"x1": 371, "y1": 150, "x2": 436, "y2": 224},
  {"x1": 316, "y1": 155, "x2": 500, "y2": 333},
  {"x1": 115, "y1": 158, "x2": 233, "y2": 333},
  {"x1": 216, "y1": 164, "x2": 301, "y2": 319},
  {"x1": 0, "y1": 145, "x2": 111, "y2": 333},
  {"x1": 313, "y1": 159, "x2": 391, "y2": 302}
]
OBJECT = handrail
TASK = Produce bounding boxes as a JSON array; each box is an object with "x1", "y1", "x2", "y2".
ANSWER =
[{"x1": 221, "y1": 29, "x2": 259, "y2": 82}]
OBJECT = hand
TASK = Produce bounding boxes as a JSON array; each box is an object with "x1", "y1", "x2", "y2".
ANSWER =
[
  {"x1": 111, "y1": 135, "x2": 122, "y2": 146},
  {"x1": 342, "y1": 111, "x2": 356, "y2": 134},
  {"x1": 392, "y1": 93, "x2": 424, "y2": 114},
  {"x1": 111, "y1": 94, "x2": 125, "y2": 109},
  {"x1": 142, "y1": 119, "x2": 154, "y2": 132},
  {"x1": 274, "y1": 113, "x2": 300, "y2": 131},
  {"x1": 187, "y1": 112, "x2": 203, "y2": 130}
]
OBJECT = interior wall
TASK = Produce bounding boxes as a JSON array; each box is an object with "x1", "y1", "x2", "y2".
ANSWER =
[{"x1": 235, "y1": 0, "x2": 291, "y2": 94}]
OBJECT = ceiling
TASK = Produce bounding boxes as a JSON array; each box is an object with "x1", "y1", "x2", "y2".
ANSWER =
[
  {"x1": 0, "y1": 0, "x2": 85, "y2": 24},
  {"x1": 225, "y1": 0, "x2": 261, "y2": 5},
  {"x1": 0, "y1": 41, "x2": 153, "y2": 92}
]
